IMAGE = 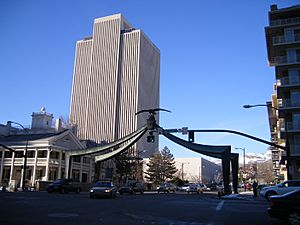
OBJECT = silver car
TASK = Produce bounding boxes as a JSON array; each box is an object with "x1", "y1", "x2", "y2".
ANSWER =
[{"x1": 260, "y1": 180, "x2": 300, "y2": 200}]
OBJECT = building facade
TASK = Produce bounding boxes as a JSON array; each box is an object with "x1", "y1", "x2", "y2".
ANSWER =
[
  {"x1": 0, "y1": 109, "x2": 94, "y2": 190},
  {"x1": 265, "y1": 4, "x2": 300, "y2": 180},
  {"x1": 70, "y1": 14, "x2": 160, "y2": 160},
  {"x1": 143, "y1": 157, "x2": 222, "y2": 185}
]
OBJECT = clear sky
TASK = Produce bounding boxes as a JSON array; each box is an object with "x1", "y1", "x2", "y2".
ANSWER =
[{"x1": 0, "y1": 0, "x2": 298, "y2": 159}]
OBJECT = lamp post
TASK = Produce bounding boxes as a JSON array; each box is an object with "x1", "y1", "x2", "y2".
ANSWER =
[
  {"x1": 8, "y1": 121, "x2": 29, "y2": 191},
  {"x1": 243, "y1": 104, "x2": 291, "y2": 180},
  {"x1": 235, "y1": 147, "x2": 246, "y2": 191}
]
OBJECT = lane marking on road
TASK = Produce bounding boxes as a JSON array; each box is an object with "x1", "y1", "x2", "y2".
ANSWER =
[{"x1": 215, "y1": 200, "x2": 224, "y2": 211}]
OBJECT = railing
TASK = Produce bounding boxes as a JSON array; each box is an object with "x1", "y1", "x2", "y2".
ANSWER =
[
  {"x1": 294, "y1": 145, "x2": 300, "y2": 155},
  {"x1": 37, "y1": 158, "x2": 47, "y2": 164},
  {"x1": 270, "y1": 16, "x2": 300, "y2": 26},
  {"x1": 278, "y1": 99, "x2": 300, "y2": 108},
  {"x1": 273, "y1": 55, "x2": 300, "y2": 66},
  {"x1": 273, "y1": 33, "x2": 300, "y2": 45},
  {"x1": 277, "y1": 77, "x2": 300, "y2": 86},
  {"x1": 286, "y1": 122, "x2": 300, "y2": 131}
]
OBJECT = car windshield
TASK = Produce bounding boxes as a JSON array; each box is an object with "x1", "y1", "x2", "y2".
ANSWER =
[
  {"x1": 94, "y1": 182, "x2": 112, "y2": 187},
  {"x1": 53, "y1": 179, "x2": 65, "y2": 184}
]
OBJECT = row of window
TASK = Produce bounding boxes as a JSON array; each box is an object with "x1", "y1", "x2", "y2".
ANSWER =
[{"x1": 0, "y1": 151, "x2": 92, "y2": 163}]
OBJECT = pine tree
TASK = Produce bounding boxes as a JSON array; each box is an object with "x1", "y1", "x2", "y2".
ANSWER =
[
  {"x1": 145, "y1": 146, "x2": 178, "y2": 184},
  {"x1": 161, "y1": 146, "x2": 177, "y2": 181},
  {"x1": 115, "y1": 151, "x2": 136, "y2": 184}
]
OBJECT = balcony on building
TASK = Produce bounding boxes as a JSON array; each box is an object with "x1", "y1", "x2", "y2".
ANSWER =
[
  {"x1": 272, "y1": 33, "x2": 300, "y2": 45},
  {"x1": 278, "y1": 98, "x2": 300, "y2": 109},
  {"x1": 265, "y1": 5, "x2": 300, "y2": 67},
  {"x1": 277, "y1": 75, "x2": 300, "y2": 87}
]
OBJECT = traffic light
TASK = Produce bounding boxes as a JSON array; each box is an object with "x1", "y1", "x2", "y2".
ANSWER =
[
  {"x1": 147, "y1": 131, "x2": 155, "y2": 142},
  {"x1": 188, "y1": 131, "x2": 194, "y2": 142},
  {"x1": 147, "y1": 114, "x2": 156, "y2": 130}
]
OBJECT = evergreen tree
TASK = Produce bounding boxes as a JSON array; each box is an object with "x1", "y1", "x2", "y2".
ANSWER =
[
  {"x1": 161, "y1": 146, "x2": 178, "y2": 181},
  {"x1": 115, "y1": 151, "x2": 136, "y2": 184},
  {"x1": 145, "y1": 146, "x2": 178, "y2": 184}
]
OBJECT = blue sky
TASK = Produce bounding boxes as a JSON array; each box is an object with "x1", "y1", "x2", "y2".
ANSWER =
[{"x1": 0, "y1": 0, "x2": 298, "y2": 159}]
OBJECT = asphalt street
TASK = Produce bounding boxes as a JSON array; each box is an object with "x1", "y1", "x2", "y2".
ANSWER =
[{"x1": 0, "y1": 191, "x2": 287, "y2": 225}]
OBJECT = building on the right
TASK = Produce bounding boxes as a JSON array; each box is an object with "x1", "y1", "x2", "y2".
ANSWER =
[{"x1": 265, "y1": 4, "x2": 300, "y2": 180}]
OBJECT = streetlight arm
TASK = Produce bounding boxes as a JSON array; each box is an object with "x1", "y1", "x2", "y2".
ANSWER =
[{"x1": 243, "y1": 104, "x2": 278, "y2": 111}]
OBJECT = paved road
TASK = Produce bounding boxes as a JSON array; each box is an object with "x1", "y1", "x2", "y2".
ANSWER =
[{"x1": 0, "y1": 191, "x2": 286, "y2": 225}]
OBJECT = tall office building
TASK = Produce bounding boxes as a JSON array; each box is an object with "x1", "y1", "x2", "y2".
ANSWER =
[
  {"x1": 265, "y1": 4, "x2": 300, "y2": 180},
  {"x1": 70, "y1": 14, "x2": 160, "y2": 160}
]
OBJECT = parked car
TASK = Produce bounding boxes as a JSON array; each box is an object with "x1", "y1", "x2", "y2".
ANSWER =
[
  {"x1": 47, "y1": 179, "x2": 81, "y2": 194},
  {"x1": 156, "y1": 183, "x2": 176, "y2": 193},
  {"x1": 260, "y1": 180, "x2": 300, "y2": 200},
  {"x1": 197, "y1": 184, "x2": 207, "y2": 194},
  {"x1": 90, "y1": 181, "x2": 117, "y2": 198},
  {"x1": 119, "y1": 182, "x2": 145, "y2": 195},
  {"x1": 185, "y1": 183, "x2": 199, "y2": 194},
  {"x1": 268, "y1": 190, "x2": 300, "y2": 225}
]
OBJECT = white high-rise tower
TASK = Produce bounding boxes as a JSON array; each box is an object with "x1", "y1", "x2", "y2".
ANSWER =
[{"x1": 70, "y1": 14, "x2": 160, "y2": 158}]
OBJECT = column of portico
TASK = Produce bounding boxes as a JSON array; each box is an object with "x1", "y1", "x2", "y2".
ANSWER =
[
  {"x1": 0, "y1": 150, "x2": 5, "y2": 183},
  {"x1": 9, "y1": 152, "x2": 15, "y2": 184},
  {"x1": 89, "y1": 157, "x2": 93, "y2": 183},
  {"x1": 79, "y1": 157, "x2": 83, "y2": 182},
  {"x1": 58, "y1": 150, "x2": 62, "y2": 179},
  {"x1": 31, "y1": 148, "x2": 38, "y2": 187},
  {"x1": 45, "y1": 148, "x2": 50, "y2": 181}
]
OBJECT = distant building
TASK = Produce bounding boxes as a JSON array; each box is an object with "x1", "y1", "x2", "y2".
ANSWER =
[
  {"x1": 265, "y1": 4, "x2": 300, "y2": 180},
  {"x1": 143, "y1": 157, "x2": 222, "y2": 184},
  {"x1": 174, "y1": 158, "x2": 222, "y2": 184},
  {"x1": 0, "y1": 108, "x2": 94, "y2": 190}
]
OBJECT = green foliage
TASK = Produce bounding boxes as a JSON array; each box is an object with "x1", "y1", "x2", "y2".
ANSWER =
[
  {"x1": 145, "y1": 146, "x2": 178, "y2": 184},
  {"x1": 114, "y1": 151, "x2": 136, "y2": 184},
  {"x1": 171, "y1": 177, "x2": 184, "y2": 187}
]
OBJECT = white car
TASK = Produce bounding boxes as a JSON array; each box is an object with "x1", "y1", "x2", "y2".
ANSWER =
[{"x1": 260, "y1": 180, "x2": 300, "y2": 200}]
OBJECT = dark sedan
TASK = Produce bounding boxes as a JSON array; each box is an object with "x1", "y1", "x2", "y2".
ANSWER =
[
  {"x1": 47, "y1": 179, "x2": 81, "y2": 194},
  {"x1": 268, "y1": 190, "x2": 300, "y2": 225},
  {"x1": 90, "y1": 181, "x2": 117, "y2": 199}
]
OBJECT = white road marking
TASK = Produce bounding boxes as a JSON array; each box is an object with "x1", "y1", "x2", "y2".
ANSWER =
[{"x1": 215, "y1": 200, "x2": 224, "y2": 211}]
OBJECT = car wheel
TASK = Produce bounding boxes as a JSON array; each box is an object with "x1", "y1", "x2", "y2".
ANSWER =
[
  {"x1": 140, "y1": 191, "x2": 144, "y2": 195},
  {"x1": 119, "y1": 191, "x2": 123, "y2": 195},
  {"x1": 47, "y1": 189, "x2": 52, "y2": 194},
  {"x1": 288, "y1": 212, "x2": 300, "y2": 225},
  {"x1": 60, "y1": 188, "x2": 65, "y2": 194},
  {"x1": 265, "y1": 191, "x2": 276, "y2": 201},
  {"x1": 76, "y1": 188, "x2": 81, "y2": 194}
]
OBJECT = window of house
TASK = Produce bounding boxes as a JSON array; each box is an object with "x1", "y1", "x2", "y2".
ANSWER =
[
  {"x1": 37, "y1": 150, "x2": 47, "y2": 158},
  {"x1": 4, "y1": 151, "x2": 12, "y2": 158},
  {"x1": 27, "y1": 151, "x2": 35, "y2": 158},
  {"x1": 73, "y1": 156, "x2": 81, "y2": 163},
  {"x1": 15, "y1": 151, "x2": 23, "y2": 158},
  {"x1": 83, "y1": 157, "x2": 90, "y2": 164},
  {"x1": 50, "y1": 151, "x2": 59, "y2": 159}
]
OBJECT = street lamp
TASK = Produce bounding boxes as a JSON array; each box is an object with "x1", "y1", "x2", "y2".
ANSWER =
[
  {"x1": 243, "y1": 104, "x2": 291, "y2": 180},
  {"x1": 235, "y1": 147, "x2": 246, "y2": 190},
  {"x1": 9, "y1": 121, "x2": 29, "y2": 191}
]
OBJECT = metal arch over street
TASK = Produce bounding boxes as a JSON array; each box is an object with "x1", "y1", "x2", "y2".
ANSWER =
[{"x1": 161, "y1": 128, "x2": 238, "y2": 194}]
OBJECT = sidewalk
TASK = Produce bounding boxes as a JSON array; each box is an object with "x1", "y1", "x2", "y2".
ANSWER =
[{"x1": 221, "y1": 191, "x2": 266, "y2": 201}]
